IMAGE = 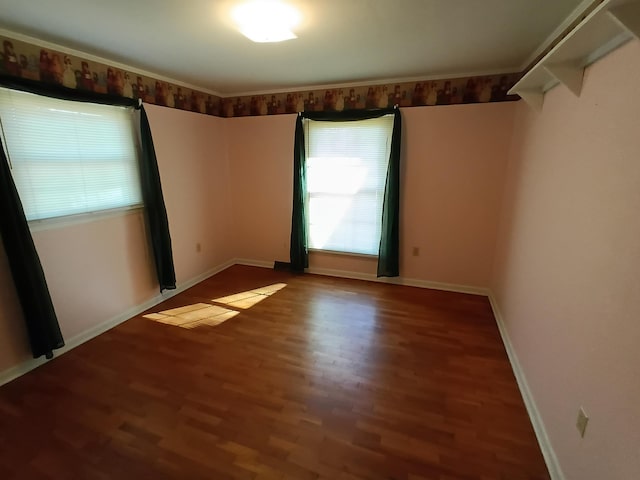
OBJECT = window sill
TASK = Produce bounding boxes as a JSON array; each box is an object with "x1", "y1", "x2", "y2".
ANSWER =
[
  {"x1": 28, "y1": 205, "x2": 144, "y2": 232},
  {"x1": 309, "y1": 248, "x2": 378, "y2": 259}
]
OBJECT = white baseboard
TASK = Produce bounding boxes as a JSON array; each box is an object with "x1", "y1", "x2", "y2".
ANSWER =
[
  {"x1": 173, "y1": 258, "x2": 237, "y2": 294},
  {"x1": 307, "y1": 265, "x2": 489, "y2": 296},
  {"x1": 0, "y1": 258, "x2": 236, "y2": 388},
  {"x1": 234, "y1": 258, "x2": 274, "y2": 269},
  {"x1": 3, "y1": 255, "x2": 556, "y2": 480},
  {"x1": 488, "y1": 292, "x2": 565, "y2": 480},
  {"x1": 233, "y1": 259, "x2": 489, "y2": 296},
  {"x1": 235, "y1": 258, "x2": 565, "y2": 477}
]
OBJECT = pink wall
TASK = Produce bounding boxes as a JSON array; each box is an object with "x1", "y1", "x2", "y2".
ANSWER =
[
  {"x1": 145, "y1": 104, "x2": 235, "y2": 282},
  {"x1": 227, "y1": 114, "x2": 296, "y2": 264},
  {"x1": 227, "y1": 103, "x2": 515, "y2": 288},
  {"x1": 0, "y1": 104, "x2": 233, "y2": 374},
  {"x1": 0, "y1": 33, "x2": 636, "y2": 479},
  {"x1": 32, "y1": 211, "x2": 158, "y2": 339},
  {"x1": 0, "y1": 208, "x2": 159, "y2": 374},
  {"x1": 401, "y1": 104, "x2": 514, "y2": 286},
  {"x1": 492, "y1": 40, "x2": 640, "y2": 479},
  {"x1": 2, "y1": 36, "x2": 636, "y2": 479}
]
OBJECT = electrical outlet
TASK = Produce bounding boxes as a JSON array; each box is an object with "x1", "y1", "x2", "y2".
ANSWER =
[
  {"x1": 576, "y1": 407, "x2": 589, "y2": 438},
  {"x1": 412, "y1": 246, "x2": 420, "y2": 257}
]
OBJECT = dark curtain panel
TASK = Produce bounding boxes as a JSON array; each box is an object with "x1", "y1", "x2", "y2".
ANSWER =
[
  {"x1": 139, "y1": 106, "x2": 176, "y2": 291},
  {"x1": 290, "y1": 108, "x2": 402, "y2": 277},
  {"x1": 290, "y1": 114, "x2": 309, "y2": 272},
  {"x1": 0, "y1": 139, "x2": 64, "y2": 359},
  {"x1": 377, "y1": 109, "x2": 402, "y2": 277},
  {"x1": 0, "y1": 77, "x2": 175, "y2": 362}
]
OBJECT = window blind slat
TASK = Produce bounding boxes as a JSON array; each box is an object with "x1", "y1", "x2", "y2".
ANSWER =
[{"x1": 0, "y1": 87, "x2": 142, "y2": 221}]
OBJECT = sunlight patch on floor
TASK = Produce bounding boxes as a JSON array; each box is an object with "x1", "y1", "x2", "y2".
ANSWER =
[
  {"x1": 212, "y1": 283, "x2": 287, "y2": 309},
  {"x1": 143, "y1": 303, "x2": 239, "y2": 329},
  {"x1": 143, "y1": 283, "x2": 287, "y2": 329}
]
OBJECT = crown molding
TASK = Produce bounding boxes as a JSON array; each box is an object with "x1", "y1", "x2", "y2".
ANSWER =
[
  {"x1": 0, "y1": 26, "x2": 523, "y2": 99},
  {"x1": 0, "y1": 27, "x2": 224, "y2": 97},
  {"x1": 221, "y1": 67, "x2": 522, "y2": 98}
]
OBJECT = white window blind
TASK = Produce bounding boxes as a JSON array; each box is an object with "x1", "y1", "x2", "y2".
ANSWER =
[
  {"x1": 305, "y1": 114, "x2": 394, "y2": 255},
  {"x1": 0, "y1": 87, "x2": 142, "y2": 221}
]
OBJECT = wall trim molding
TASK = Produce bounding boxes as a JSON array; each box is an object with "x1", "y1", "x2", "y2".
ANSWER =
[
  {"x1": 224, "y1": 68, "x2": 521, "y2": 98},
  {"x1": 0, "y1": 26, "x2": 519, "y2": 101},
  {"x1": 0, "y1": 27, "x2": 224, "y2": 97},
  {"x1": 233, "y1": 258, "x2": 489, "y2": 296},
  {"x1": 308, "y1": 266, "x2": 490, "y2": 296},
  {"x1": 0, "y1": 256, "x2": 564, "y2": 480},
  {"x1": 239, "y1": 257, "x2": 566, "y2": 478},
  {"x1": 234, "y1": 258, "x2": 274, "y2": 269},
  {"x1": 248, "y1": 254, "x2": 566, "y2": 480},
  {"x1": 487, "y1": 292, "x2": 566, "y2": 480},
  {"x1": 0, "y1": 258, "x2": 236, "y2": 388}
]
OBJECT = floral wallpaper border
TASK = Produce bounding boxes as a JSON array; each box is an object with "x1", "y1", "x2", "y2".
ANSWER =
[{"x1": 1, "y1": 34, "x2": 520, "y2": 118}]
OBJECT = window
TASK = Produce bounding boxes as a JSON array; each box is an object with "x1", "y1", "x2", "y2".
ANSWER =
[
  {"x1": 0, "y1": 87, "x2": 142, "y2": 221},
  {"x1": 305, "y1": 114, "x2": 394, "y2": 255}
]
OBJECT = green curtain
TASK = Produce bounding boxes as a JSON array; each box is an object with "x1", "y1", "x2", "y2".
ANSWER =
[
  {"x1": 290, "y1": 114, "x2": 308, "y2": 272},
  {"x1": 0, "y1": 137, "x2": 64, "y2": 359},
  {"x1": 0, "y1": 76, "x2": 176, "y2": 362},
  {"x1": 139, "y1": 106, "x2": 176, "y2": 291},
  {"x1": 290, "y1": 108, "x2": 402, "y2": 277},
  {"x1": 377, "y1": 109, "x2": 402, "y2": 277}
]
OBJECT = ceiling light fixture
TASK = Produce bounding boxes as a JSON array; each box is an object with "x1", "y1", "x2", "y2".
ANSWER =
[{"x1": 232, "y1": 0, "x2": 301, "y2": 43}]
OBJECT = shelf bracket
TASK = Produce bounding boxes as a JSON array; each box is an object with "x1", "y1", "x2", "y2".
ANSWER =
[
  {"x1": 607, "y1": 2, "x2": 640, "y2": 40},
  {"x1": 544, "y1": 62, "x2": 584, "y2": 97},
  {"x1": 516, "y1": 90, "x2": 544, "y2": 111}
]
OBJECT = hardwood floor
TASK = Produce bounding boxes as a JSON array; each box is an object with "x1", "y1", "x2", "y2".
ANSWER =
[{"x1": 0, "y1": 265, "x2": 550, "y2": 479}]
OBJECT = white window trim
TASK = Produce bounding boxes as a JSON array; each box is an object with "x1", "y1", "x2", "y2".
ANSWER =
[
  {"x1": 303, "y1": 115, "x2": 393, "y2": 257},
  {"x1": 27, "y1": 204, "x2": 144, "y2": 232},
  {"x1": 308, "y1": 248, "x2": 378, "y2": 259}
]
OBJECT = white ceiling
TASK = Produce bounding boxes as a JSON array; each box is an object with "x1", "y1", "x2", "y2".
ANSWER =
[{"x1": 0, "y1": 0, "x2": 592, "y2": 96}]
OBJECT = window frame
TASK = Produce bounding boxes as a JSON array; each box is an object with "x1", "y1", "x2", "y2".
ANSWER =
[
  {"x1": 302, "y1": 114, "x2": 394, "y2": 257},
  {"x1": 0, "y1": 86, "x2": 144, "y2": 226}
]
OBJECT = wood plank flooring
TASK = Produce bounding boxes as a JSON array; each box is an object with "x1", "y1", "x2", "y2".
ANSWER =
[{"x1": 0, "y1": 265, "x2": 550, "y2": 479}]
